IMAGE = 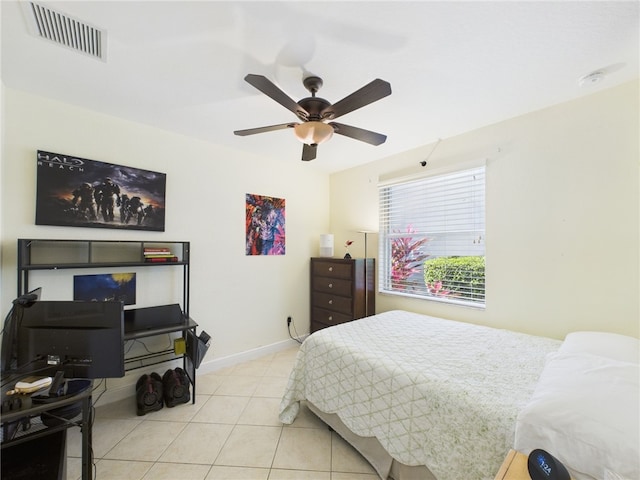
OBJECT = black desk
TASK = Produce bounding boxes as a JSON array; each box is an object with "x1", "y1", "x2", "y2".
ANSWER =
[
  {"x1": 123, "y1": 307, "x2": 199, "y2": 404},
  {"x1": 1, "y1": 379, "x2": 93, "y2": 480}
]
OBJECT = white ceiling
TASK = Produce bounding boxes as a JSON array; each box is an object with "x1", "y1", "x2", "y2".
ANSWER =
[{"x1": 2, "y1": 1, "x2": 638, "y2": 173}]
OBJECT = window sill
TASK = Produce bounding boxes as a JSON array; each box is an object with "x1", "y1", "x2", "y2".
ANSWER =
[{"x1": 379, "y1": 289, "x2": 486, "y2": 310}]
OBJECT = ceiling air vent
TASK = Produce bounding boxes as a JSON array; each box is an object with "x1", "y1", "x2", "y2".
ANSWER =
[{"x1": 22, "y1": 2, "x2": 107, "y2": 61}]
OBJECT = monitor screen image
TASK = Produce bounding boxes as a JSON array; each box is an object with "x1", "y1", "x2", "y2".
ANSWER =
[{"x1": 73, "y1": 272, "x2": 136, "y2": 306}]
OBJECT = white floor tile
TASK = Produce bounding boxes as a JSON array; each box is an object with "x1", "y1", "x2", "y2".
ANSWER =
[
  {"x1": 237, "y1": 397, "x2": 282, "y2": 426},
  {"x1": 191, "y1": 395, "x2": 250, "y2": 424},
  {"x1": 205, "y1": 465, "x2": 270, "y2": 479},
  {"x1": 103, "y1": 420, "x2": 188, "y2": 462},
  {"x1": 215, "y1": 375, "x2": 261, "y2": 396},
  {"x1": 214, "y1": 425, "x2": 282, "y2": 468},
  {"x1": 253, "y1": 375, "x2": 289, "y2": 398},
  {"x1": 271, "y1": 426, "x2": 332, "y2": 471},
  {"x1": 141, "y1": 461, "x2": 211, "y2": 479},
  {"x1": 94, "y1": 458, "x2": 153, "y2": 480},
  {"x1": 268, "y1": 469, "x2": 331, "y2": 480},
  {"x1": 195, "y1": 373, "x2": 226, "y2": 394},
  {"x1": 158, "y1": 422, "x2": 233, "y2": 464},
  {"x1": 66, "y1": 346, "x2": 387, "y2": 480},
  {"x1": 331, "y1": 473, "x2": 380, "y2": 480}
]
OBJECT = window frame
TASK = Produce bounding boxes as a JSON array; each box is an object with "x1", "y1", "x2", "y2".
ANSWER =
[{"x1": 378, "y1": 163, "x2": 486, "y2": 309}]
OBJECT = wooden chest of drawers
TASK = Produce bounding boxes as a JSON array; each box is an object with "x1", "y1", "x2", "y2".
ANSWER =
[{"x1": 310, "y1": 257, "x2": 375, "y2": 333}]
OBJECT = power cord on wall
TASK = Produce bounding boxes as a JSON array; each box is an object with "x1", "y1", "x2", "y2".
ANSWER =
[{"x1": 287, "y1": 317, "x2": 303, "y2": 344}]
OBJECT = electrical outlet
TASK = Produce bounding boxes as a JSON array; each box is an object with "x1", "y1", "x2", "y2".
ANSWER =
[{"x1": 287, "y1": 316, "x2": 292, "y2": 326}]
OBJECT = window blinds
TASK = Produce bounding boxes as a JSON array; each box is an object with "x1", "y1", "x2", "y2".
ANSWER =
[{"x1": 378, "y1": 165, "x2": 486, "y2": 306}]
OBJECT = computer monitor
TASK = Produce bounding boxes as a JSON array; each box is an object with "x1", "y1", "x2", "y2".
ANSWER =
[{"x1": 14, "y1": 300, "x2": 125, "y2": 379}]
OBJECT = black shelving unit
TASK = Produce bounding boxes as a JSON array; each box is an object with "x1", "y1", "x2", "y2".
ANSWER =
[
  {"x1": 18, "y1": 239, "x2": 190, "y2": 315},
  {"x1": 16, "y1": 239, "x2": 198, "y2": 402}
]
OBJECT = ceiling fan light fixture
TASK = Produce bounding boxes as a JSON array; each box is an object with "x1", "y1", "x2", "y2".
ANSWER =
[
  {"x1": 294, "y1": 121, "x2": 334, "y2": 145},
  {"x1": 235, "y1": 74, "x2": 391, "y2": 161}
]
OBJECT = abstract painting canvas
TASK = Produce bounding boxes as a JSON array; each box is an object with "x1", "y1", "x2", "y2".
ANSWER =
[
  {"x1": 246, "y1": 193, "x2": 285, "y2": 255},
  {"x1": 35, "y1": 150, "x2": 166, "y2": 231}
]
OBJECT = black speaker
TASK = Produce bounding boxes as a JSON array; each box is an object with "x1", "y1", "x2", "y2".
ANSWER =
[
  {"x1": 135, "y1": 372, "x2": 163, "y2": 416},
  {"x1": 528, "y1": 449, "x2": 571, "y2": 480},
  {"x1": 162, "y1": 368, "x2": 190, "y2": 407}
]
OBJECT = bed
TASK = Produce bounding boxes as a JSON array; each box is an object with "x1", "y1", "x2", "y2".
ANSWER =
[{"x1": 279, "y1": 310, "x2": 639, "y2": 480}]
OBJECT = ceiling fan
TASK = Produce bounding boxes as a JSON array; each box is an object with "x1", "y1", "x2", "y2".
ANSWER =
[{"x1": 234, "y1": 74, "x2": 391, "y2": 161}]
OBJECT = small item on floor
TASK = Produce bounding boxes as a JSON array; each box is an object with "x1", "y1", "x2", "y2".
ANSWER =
[
  {"x1": 162, "y1": 367, "x2": 190, "y2": 407},
  {"x1": 135, "y1": 372, "x2": 163, "y2": 416}
]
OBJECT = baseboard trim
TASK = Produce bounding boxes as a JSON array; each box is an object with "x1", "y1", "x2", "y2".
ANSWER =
[
  {"x1": 92, "y1": 337, "x2": 302, "y2": 407},
  {"x1": 196, "y1": 337, "x2": 303, "y2": 375}
]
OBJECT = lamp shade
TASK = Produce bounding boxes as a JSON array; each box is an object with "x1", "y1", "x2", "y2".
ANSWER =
[
  {"x1": 294, "y1": 121, "x2": 334, "y2": 145},
  {"x1": 319, "y1": 234, "x2": 334, "y2": 257}
]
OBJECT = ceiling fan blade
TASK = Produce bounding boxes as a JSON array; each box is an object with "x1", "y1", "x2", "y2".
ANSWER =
[
  {"x1": 322, "y1": 78, "x2": 391, "y2": 120},
  {"x1": 329, "y1": 122, "x2": 387, "y2": 146},
  {"x1": 244, "y1": 74, "x2": 308, "y2": 119},
  {"x1": 301, "y1": 143, "x2": 317, "y2": 161},
  {"x1": 234, "y1": 123, "x2": 295, "y2": 136}
]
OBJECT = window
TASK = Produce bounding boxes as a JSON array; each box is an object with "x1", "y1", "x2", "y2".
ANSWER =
[{"x1": 378, "y1": 165, "x2": 486, "y2": 307}]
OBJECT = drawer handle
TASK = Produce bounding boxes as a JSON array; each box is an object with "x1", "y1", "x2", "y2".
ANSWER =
[
  {"x1": 328, "y1": 300, "x2": 333, "y2": 305},
  {"x1": 328, "y1": 283, "x2": 333, "y2": 288},
  {"x1": 328, "y1": 315, "x2": 333, "y2": 321},
  {"x1": 328, "y1": 266, "x2": 333, "y2": 272}
]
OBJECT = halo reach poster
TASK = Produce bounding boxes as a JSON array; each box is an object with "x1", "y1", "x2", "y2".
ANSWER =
[{"x1": 35, "y1": 150, "x2": 166, "y2": 231}]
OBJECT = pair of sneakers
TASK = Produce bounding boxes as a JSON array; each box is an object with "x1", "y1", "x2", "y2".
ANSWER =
[{"x1": 135, "y1": 367, "x2": 191, "y2": 416}]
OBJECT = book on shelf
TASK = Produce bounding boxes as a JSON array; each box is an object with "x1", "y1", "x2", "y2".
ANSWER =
[
  {"x1": 144, "y1": 253, "x2": 175, "y2": 257},
  {"x1": 144, "y1": 248, "x2": 171, "y2": 253},
  {"x1": 144, "y1": 256, "x2": 178, "y2": 263}
]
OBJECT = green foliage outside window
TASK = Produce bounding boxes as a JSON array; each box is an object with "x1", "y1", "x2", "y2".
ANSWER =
[
  {"x1": 423, "y1": 256, "x2": 485, "y2": 301},
  {"x1": 390, "y1": 225, "x2": 429, "y2": 290}
]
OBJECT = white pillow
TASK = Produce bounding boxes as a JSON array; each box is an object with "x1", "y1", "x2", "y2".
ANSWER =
[
  {"x1": 559, "y1": 331, "x2": 639, "y2": 364},
  {"x1": 514, "y1": 352, "x2": 639, "y2": 480}
]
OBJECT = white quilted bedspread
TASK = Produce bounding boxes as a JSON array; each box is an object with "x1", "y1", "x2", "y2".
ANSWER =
[{"x1": 279, "y1": 310, "x2": 560, "y2": 480}]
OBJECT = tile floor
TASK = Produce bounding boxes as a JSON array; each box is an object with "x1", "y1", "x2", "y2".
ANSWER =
[{"x1": 66, "y1": 345, "x2": 379, "y2": 480}]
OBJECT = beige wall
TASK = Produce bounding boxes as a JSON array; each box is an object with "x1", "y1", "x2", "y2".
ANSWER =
[
  {"x1": 0, "y1": 87, "x2": 330, "y2": 363},
  {"x1": 1, "y1": 80, "x2": 637, "y2": 404},
  {"x1": 330, "y1": 80, "x2": 639, "y2": 339}
]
